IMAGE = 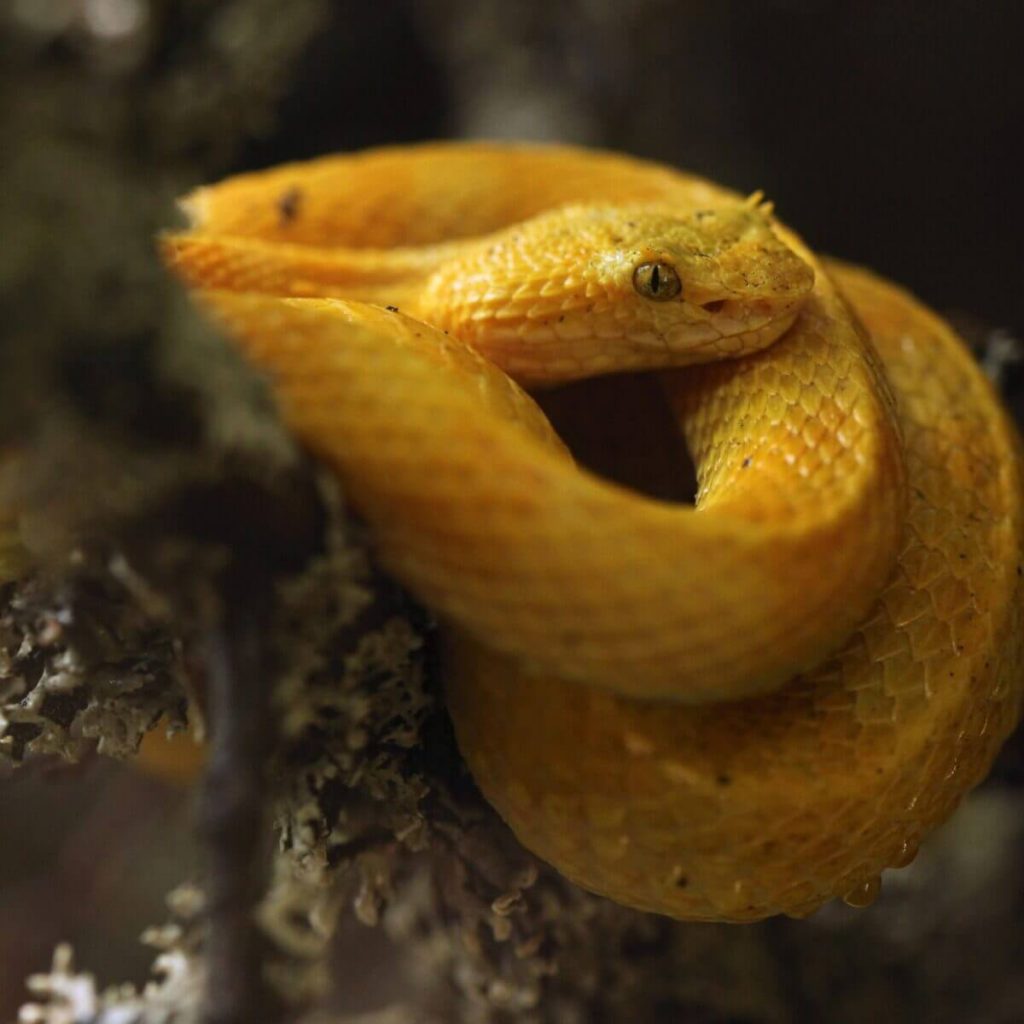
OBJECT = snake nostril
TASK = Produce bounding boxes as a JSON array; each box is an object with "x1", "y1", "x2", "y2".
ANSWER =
[{"x1": 702, "y1": 300, "x2": 727, "y2": 314}]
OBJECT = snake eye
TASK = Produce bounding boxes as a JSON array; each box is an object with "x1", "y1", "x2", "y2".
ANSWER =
[{"x1": 632, "y1": 261, "x2": 682, "y2": 301}]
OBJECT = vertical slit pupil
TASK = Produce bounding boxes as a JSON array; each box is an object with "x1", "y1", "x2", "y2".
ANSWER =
[{"x1": 651, "y1": 265, "x2": 660, "y2": 292}]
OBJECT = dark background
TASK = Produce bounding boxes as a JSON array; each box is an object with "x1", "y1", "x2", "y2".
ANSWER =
[{"x1": 239, "y1": 0, "x2": 1024, "y2": 334}]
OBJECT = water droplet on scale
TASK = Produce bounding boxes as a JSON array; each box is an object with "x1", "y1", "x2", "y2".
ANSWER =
[
  {"x1": 784, "y1": 905, "x2": 817, "y2": 920},
  {"x1": 892, "y1": 838, "x2": 919, "y2": 868},
  {"x1": 842, "y1": 876, "x2": 882, "y2": 908}
]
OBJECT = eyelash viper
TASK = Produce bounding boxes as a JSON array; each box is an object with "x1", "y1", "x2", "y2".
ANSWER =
[{"x1": 69, "y1": 142, "x2": 1024, "y2": 921}]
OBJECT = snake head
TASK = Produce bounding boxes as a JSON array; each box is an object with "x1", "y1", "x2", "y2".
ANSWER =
[{"x1": 421, "y1": 201, "x2": 815, "y2": 384}]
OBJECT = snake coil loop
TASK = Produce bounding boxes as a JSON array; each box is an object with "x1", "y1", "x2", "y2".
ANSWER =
[{"x1": 160, "y1": 142, "x2": 1023, "y2": 922}]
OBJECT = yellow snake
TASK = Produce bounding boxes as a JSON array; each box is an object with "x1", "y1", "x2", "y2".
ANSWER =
[{"x1": 18, "y1": 142, "x2": 1024, "y2": 923}]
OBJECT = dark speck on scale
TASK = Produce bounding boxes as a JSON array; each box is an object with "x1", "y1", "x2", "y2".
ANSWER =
[{"x1": 277, "y1": 186, "x2": 303, "y2": 226}]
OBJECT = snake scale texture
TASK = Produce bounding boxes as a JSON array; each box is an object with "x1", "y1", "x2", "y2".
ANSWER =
[{"x1": 54, "y1": 142, "x2": 1024, "y2": 921}]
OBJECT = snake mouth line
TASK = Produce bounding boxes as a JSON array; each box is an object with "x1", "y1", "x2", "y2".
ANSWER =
[
  {"x1": 680, "y1": 297, "x2": 802, "y2": 355},
  {"x1": 711, "y1": 296, "x2": 800, "y2": 325}
]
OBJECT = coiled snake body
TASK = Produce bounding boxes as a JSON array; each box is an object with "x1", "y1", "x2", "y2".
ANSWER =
[{"x1": 159, "y1": 143, "x2": 1024, "y2": 920}]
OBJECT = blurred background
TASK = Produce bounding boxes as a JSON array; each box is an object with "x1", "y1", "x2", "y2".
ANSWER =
[
  {"x1": 236, "y1": 0, "x2": 1024, "y2": 333},
  {"x1": 1, "y1": 1, "x2": 1023, "y2": 1021}
]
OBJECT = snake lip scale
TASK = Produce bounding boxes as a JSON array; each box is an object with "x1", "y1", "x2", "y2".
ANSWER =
[{"x1": 153, "y1": 141, "x2": 1024, "y2": 922}]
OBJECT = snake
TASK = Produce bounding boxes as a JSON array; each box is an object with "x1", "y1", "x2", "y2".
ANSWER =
[{"x1": 13, "y1": 141, "x2": 1024, "y2": 923}]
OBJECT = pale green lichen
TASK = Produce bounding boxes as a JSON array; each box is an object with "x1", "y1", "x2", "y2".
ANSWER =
[
  {"x1": 19, "y1": 886, "x2": 206, "y2": 1024},
  {"x1": 0, "y1": 565, "x2": 188, "y2": 765}
]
